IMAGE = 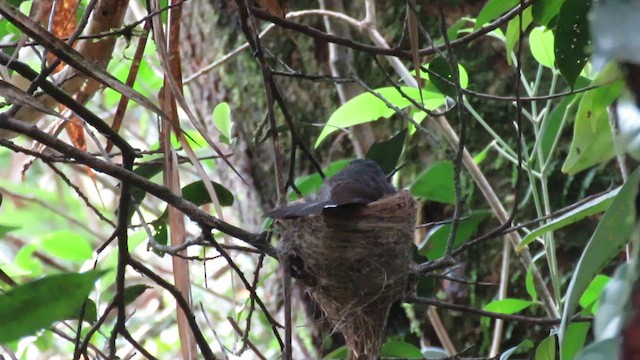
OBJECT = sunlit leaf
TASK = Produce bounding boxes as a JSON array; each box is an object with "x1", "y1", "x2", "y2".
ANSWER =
[
  {"x1": 315, "y1": 87, "x2": 444, "y2": 148},
  {"x1": 15, "y1": 244, "x2": 42, "y2": 276},
  {"x1": 529, "y1": 27, "x2": 555, "y2": 68},
  {"x1": 579, "y1": 275, "x2": 610, "y2": 316},
  {"x1": 41, "y1": 230, "x2": 93, "y2": 262},
  {"x1": 483, "y1": 298, "x2": 533, "y2": 314},
  {"x1": 505, "y1": 7, "x2": 533, "y2": 65},
  {"x1": 212, "y1": 102, "x2": 232, "y2": 144}
]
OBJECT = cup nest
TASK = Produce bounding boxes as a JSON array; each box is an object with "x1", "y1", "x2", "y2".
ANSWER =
[{"x1": 276, "y1": 191, "x2": 417, "y2": 359}]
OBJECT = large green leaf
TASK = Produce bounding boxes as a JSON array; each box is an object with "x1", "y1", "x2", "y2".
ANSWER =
[
  {"x1": 517, "y1": 187, "x2": 619, "y2": 251},
  {"x1": 561, "y1": 63, "x2": 624, "y2": 174},
  {"x1": 538, "y1": 76, "x2": 589, "y2": 161},
  {"x1": 562, "y1": 322, "x2": 591, "y2": 360},
  {"x1": 558, "y1": 166, "x2": 640, "y2": 353},
  {"x1": 483, "y1": 298, "x2": 533, "y2": 314},
  {"x1": 578, "y1": 274, "x2": 610, "y2": 315},
  {"x1": 505, "y1": 7, "x2": 533, "y2": 65},
  {"x1": 0, "y1": 271, "x2": 103, "y2": 343},
  {"x1": 41, "y1": 230, "x2": 93, "y2": 262},
  {"x1": 410, "y1": 160, "x2": 456, "y2": 204},
  {"x1": 314, "y1": 87, "x2": 444, "y2": 148},
  {"x1": 554, "y1": 0, "x2": 592, "y2": 87},
  {"x1": 379, "y1": 341, "x2": 423, "y2": 359},
  {"x1": 366, "y1": 129, "x2": 407, "y2": 175},
  {"x1": 418, "y1": 211, "x2": 489, "y2": 260},
  {"x1": 535, "y1": 334, "x2": 557, "y2": 360},
  {"x1": 474, "y1": 0, "x2": 519, "y2": 30},
  {"x1": 426, "y1": 57, "x2": 469, "y2": 97},
  {"x1": 529, "y1": 26, "x2": 555, "y2": 69},
  {"x1": 533, "y1": 0, "x2": 564, "y2": 26}
]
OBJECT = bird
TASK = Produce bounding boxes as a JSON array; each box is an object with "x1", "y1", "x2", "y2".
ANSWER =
[{"x1": 267, "y1": 159, "x2": 397, "y2": 219}]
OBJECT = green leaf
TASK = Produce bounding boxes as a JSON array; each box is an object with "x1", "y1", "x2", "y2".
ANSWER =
[
  {"x1": 529, "y1": 27, "x2": 555, "y2": 68},
  {"x1": 152, "y1": 221, "x2": 168, "y2": 246},
  {"x1": 562, "y1": 322, "x2": 590, "y2": 360},
  {"x1": 427, "y1": 57, "x2": 469, "y2": 97},
  {"x1": 366, "y1": 129, "x2": 407, "y2": 175},
  {"x1": 410, "y1": 161, "x2": 456, "y2": 204},
  {"x1": 380, "y1": 341, "x2": 423, "y2": 358},
  {"x1": 525, "y1": 254, "x2": 544, "y2": 302},
  {"x1": 323, "y1": 345, "x2": 348, "y2": 359},
  {"x1": 483, "y1": 298, "x2": 533, "y2": 314},
  {"x1": 474, "y1": 0, "x2": 519, "y2": 30},
  {"x1": 418, "y1": 211, "x2": 489, "y2": 260},
  {"x1": 505, "y1": 7, "x2": 533, "y2": 65},
  {"x1": 501, "y1": 340, "x2": 535, "y2": 359},
  {"x1": 473, "y1": 142, "x2": 493, "y2": 164},
  {"x1": 533, "y1": 0, "x2": 564, "y2": 26},
  {"x1": 15, "y1": 244, "x2": 42, "y2": 276},
  {"x1": 562, "y1": 63, "x2": 624, "y2": 174},
  {"x1": 69, "y1": 298, "x2": 97, "y2": 323},
  {"x1": 539, "y1": 76, "x2": 589, "y2": 160},
  {"x1": 554, "y1": 0, "x2": 592, "y2": 87},
  {"x1": 558, "y1": 165, "x2": 640, "y2": 350},
  {"x1": 0, "y1": 271, "x2": 103, "y2": 343},
  {"x1": 287, "y1": 159, "x2": 352, "y2": 201},
  {"x1": 212, "y1": 102, "x2": 232, "y2": 144},
  {"x1": 7, "y1": 0, "x2": 28, "y2": 6},
  {"x1": 535, "y1": 334, "x2": 557, "y2": 360},
  {"x1": 155, "y1": 180, "x2": 234, "y2": 223},
  {"x1": 123, "y1": 284, "x2": 151, "y2": 305},
  {"x1": 41, "y1": 230, "x2": 93, "y2": 262},
  {"x1": 315, "y1": 87, "x2": 444, "y2": 148},
  {"x1": 181, "y1": 180, "x2": 233, "y2": 207},
  {"x1": 578, "y1": 274, "x2": 610, "y2": 314},
  {"x1": 517, "y1": 187, "x2": 619, "y2": 251},
  {"x1": 0, "y1": 224, "x2": 19, "y2": 238}
]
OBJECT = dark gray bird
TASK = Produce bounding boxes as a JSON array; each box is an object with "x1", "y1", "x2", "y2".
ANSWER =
[{"x1": 267, "y1": 159, "x2": 397, "y2": 219}]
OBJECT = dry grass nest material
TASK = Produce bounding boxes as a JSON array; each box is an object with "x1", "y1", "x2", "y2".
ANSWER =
[{"x1": 277, "y1": 191, "x2": 417, "y2": 359}]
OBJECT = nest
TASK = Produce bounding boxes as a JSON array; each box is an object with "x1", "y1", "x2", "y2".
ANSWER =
[{"x1": 277, "y1": 191, "x2": 417, "y2": 359}]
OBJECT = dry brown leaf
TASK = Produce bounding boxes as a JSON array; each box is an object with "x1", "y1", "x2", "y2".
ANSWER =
[
  {"x1": 256, "y1": 0, "x2": 285, "y2": 18},
  {"x1": 47, "y1": 0, "x2": 78, "y2": 72}
]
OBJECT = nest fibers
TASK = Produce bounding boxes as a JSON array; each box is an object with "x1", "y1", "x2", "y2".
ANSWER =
[{"x1": 277, "y1": 191, "x2": 417, "y2": 359}]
